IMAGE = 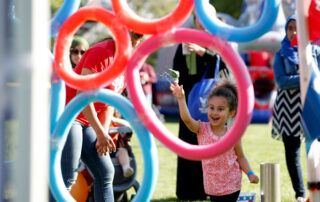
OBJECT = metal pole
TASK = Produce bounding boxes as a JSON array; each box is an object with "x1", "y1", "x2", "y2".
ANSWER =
[
  {"x1": 1, "y1": 0, "x2": 16, "y2": 200},
  {"x1": 11, "y1": 0, "x2": 50, "y2": 201},
  {"x1": 260, "y1": 163, "x2": 280, "y2": 202}
]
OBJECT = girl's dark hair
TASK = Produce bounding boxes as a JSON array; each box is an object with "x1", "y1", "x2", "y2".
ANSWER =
[{"x1": 208, "y1": 80, "x2": 238, "y2": 111}]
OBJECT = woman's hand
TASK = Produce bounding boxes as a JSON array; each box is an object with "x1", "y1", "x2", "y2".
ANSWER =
[
  {"x1": 170, "y1": 82, "x2": 185, "y2": 100},
  {"x1": 95, "y1": 132, "x2": 116, "y2": 156},
  {"x1": 184, "y1": 43, "x2": 206, "y2": 57},
  {"x1": 249, "y1": 174, "x2": 259, "y2": 184}
]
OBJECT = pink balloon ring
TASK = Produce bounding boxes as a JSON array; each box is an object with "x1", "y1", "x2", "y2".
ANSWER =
[
  {"x1": 126, "y1": 28, "x2": 254, "y2": 160},
  {"x1": 111, "y1": 0, "x2": 194, "y2": 35},
  {"x1": 54, "y1": 5, "x2": 132, "y2": 90}
]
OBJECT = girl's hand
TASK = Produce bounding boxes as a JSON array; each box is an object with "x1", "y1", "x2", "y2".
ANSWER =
[
  {"x1": 170, "y1": 82, "x2": 184, "y2": 99},
  {"x1": 249, "y1": 174, "x2": 259, "y2": 184}
]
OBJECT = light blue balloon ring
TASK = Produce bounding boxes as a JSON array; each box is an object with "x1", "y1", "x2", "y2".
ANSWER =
[
  {"x1": 194, "y1": 0, "x2": 280, "y2": 42},
  {"x1": 50, "y1": 0, "x2": 81, "y2": 37},
  {"x1": 49, "y1": 51, "x2": 66, "y2": 134},
  {"x1": 50, "y1": 78, "x2": 66, "y2": 134},
  {"x1": 50, "y1": 89, "x2": 159, "y2": 202}
]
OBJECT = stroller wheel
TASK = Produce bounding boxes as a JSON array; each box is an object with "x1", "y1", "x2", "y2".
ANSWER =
[
  {"x1": 130, "y1": 193, "x2": 136, "y2": 200},
  {"x1": 121, "y1": 192, "x2": 128, "y2": 202},
  {"x1": 114, "y1": 191, "x2": 128, "y2": 202}
]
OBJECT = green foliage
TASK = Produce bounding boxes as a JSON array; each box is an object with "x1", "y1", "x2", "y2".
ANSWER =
[
  {"x1": 210, "y1": 0, "x2": 243, "y2": 19},
  {"x1": 50, "y1": 0, "x2": 64, "y2": 16},
  {"x1": 128, "y1": 0, "x2": 178, "y2": 18}
]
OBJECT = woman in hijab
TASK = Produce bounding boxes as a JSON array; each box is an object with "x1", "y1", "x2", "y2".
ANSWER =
[
  {"x1": 271, "y1": 14, "x2": 320, "y2": 202},
  {"x1": 70, "y1": 35, "x2": 89, "y2": 68}
]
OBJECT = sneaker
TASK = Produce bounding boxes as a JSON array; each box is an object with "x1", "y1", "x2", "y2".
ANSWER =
[
  {"x1": 294, "y1": 197, "x2": 306, "y2": 202},
  {"x1": 123, "y1": 167, "x2": 134, "y2": 177}
]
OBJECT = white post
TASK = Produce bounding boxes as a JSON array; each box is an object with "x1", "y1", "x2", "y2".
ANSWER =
[
  {"x1": 11, "y1": 0, "x2": 50, "y2": 201},
  {"x1": 295, "y1": 1, "x2": 320, "y2": 201},
  {"x1": 295, "y1": 0, "x2": 313, "y2": 106}
]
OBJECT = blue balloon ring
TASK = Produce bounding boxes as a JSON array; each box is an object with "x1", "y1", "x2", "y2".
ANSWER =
[
  {"x1": 50, "y1": 0, "x2": 81, "y2": 37},
  {"x1": 194, "y1": 0, "x2": 280, "y2": 42},
  {"x1": 50, "y1": 89, "x2": 158, "y2": 202}
]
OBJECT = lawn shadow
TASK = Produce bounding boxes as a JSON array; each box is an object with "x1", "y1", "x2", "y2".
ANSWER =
[{"x1": 164, "y1": 116, "x2": 179, "y2": 123}]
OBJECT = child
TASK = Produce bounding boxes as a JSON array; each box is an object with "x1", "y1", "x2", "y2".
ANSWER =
[{"x1": 170, "y1": 80, "x2": 259, "y2": 202}]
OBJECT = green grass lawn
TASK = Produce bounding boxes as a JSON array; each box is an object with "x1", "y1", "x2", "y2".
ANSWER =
[{"x1": 127, "y1": 121, "x2": 308, "y2": 202}]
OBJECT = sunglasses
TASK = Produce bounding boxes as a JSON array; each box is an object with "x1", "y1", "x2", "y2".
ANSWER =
[{"x1": 71, "y1": 49, "x2": 85, "y2": 55}]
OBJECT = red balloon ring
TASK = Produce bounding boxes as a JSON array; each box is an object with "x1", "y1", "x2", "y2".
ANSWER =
[
  {"x1": 111, "y1": 0, "x2": 194, "y2": 34},
  {"x1": 54, "y1": 5, "x2": 132, "y2": 90}
]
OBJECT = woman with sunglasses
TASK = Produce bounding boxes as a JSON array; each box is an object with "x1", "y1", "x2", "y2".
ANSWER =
[
  {"x1": 70, "y1": 35, "x2": 89, "y2": 68},
  {"x1": 56, "y1": 32, "x2": 143, "y2": 202}
]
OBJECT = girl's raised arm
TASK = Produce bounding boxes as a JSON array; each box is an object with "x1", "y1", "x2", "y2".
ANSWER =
[{"x1": 170, "y1": 82, "x2": 200, "y2": 133}]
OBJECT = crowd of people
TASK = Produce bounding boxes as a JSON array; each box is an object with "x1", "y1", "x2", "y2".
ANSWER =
[{"x1": 50, "y1": 6, "x2": 318, "y2": 202}]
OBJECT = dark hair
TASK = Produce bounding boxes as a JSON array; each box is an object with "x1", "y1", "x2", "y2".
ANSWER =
[
  {"x1": 208, "y1": 80, "x2": 238, "y2": 111},
  {"x1": 129, "y1": 31, "x2": 143, "y2": 40}
]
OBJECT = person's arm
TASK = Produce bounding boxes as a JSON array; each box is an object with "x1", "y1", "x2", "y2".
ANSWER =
[
  {"x1": 170, "y1": 82, "x2": 200, "y2": 133},
  {"x1": 146, "y1": 64, "x2": 157, "y2": 84},
  {"x1": 100, "y1": 105, "x2": 115, "y2": 135},
  {"x1": 234, "y1": 141, "x2": 259, "y2": 184},
  {"x1": 185, "y1": 43, "x2": 207, "y2": 57},
  {"x1": 273, "y1": 51, "x2": 300, "y2": 90},
  {"x1": 77, "y1": 68, "x2": 116, "y2": 156}
]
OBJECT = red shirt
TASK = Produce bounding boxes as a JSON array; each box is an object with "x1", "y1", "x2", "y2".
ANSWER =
[{"x1": 66, "y1": 40, "x2": 126, "y2": 126}]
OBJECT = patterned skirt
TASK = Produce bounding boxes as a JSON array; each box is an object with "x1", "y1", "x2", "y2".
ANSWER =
[{"x1": 271, "y1": 88, "x2": 303, "y2": 140}]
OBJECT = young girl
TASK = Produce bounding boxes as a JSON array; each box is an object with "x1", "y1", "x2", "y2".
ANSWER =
[{"x1": 170, "y1": 80, "x2": 259, "y2": 202}]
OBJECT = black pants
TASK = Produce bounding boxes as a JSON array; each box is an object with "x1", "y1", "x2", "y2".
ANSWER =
[
  {"x1": 209, "y1": 190, "x2": 240, "y2": 202},
  {"x1": 282, "y1": 134, "x2": 306, "y2": 198},
  {"x1": 176, "y1": 119, "x2": 207, "y2": 200}
]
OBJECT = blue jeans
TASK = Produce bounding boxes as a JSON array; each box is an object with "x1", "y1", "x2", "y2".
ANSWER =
[
  {"x1": 282, "y1": 134, "x2": 306, "y2": 198},
  {"x1": 60, "y1": 121, "x2": 115, "y2": 202}
]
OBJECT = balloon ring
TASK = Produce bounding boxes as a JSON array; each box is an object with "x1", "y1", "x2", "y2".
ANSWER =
[
  {"x1": 50, "y1": 76, "x2": 66, "y2": 134},
  {"x1": 50, "y1": 89, "x2": 158, "y2": 202},
  {"x1": 50, "y1": 0, "x2": 81, "y2": 37},
  {"x1": 54, "y1": 6, "x2": 132, "y2": 90},
  {"x1": 126, "y1": 28, "x2": 254, "y2": 160},
  {"x1": 111, "y1": 0, "x2": 194, "y2": 34},
  {"x1": 194, "y1": 0, "x2": 280, "y2": 42},
  {"x1": 49, "y1": 51, "x2": 66, "y2": 134}
]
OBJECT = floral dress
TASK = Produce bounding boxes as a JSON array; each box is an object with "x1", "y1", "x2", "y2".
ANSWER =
[{"x1": 197, "y1": 121, "x2": 242, "y2": 196}]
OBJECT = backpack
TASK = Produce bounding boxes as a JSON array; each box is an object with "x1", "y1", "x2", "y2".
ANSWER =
[{"x1": 187, "y1": 55, "x2": 220, "y2": 121}]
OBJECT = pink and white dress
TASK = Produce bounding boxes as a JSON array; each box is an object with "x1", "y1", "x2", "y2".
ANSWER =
[{"x1": 197, "y1": 121, "x2": 242, "y2": 196}]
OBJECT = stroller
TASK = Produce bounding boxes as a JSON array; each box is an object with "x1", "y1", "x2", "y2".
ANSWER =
[
  {"x1": 78, "y1": 126, "x2": 139, "y2": 202},
  {"x1": 109, "y1": 126, "x2": 139, "y2": 202}
]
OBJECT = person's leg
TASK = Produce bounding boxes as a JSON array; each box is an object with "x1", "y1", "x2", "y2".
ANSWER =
[
  {"x1": 282, "y1": 134, "x2": 306, "y2": 198},
  {"x1": 145, "y1": 93, "x2": 152, "y2": 105},
  {"x1": 50, "y1": 122, "x2": 83, "y2": 202},
  {"x1": 81, "y1": 126, "x2": 115, "y2": 202},
  {"x1": 61, "y1": 122, "x2": 83, "y2": 190},
  {"x1": 116, "y1": 147, "x2": 133, "y2": 177},
  {"x1": 209, "y1": 190, "x2": 240, "y2": 202}
]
